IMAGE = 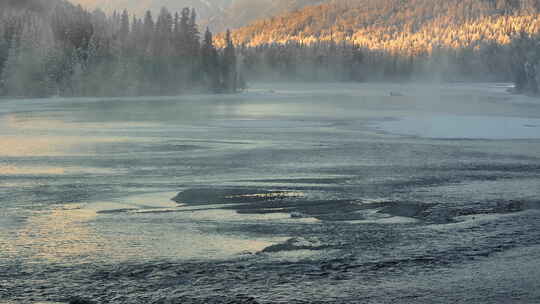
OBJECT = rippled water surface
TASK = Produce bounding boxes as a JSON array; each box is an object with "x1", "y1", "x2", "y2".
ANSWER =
[{"x1": 2, "y1": 83, "x2": 540, "y2": 303}]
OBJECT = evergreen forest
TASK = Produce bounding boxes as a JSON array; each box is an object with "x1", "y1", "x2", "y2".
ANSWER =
[{"x1": 1, "y1": 0, "x2": 540, "y2": 97}]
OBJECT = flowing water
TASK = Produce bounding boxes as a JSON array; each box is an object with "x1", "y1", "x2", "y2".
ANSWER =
[{"x1": 1, "y1": 83, "x2": 540, "y2": 303}]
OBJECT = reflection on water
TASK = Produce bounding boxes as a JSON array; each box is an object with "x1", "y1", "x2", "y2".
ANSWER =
[
  {"x1": 0, "y1": 165, "x2": 120, "y2": 176},
  {"x1": 1, "y1": 192, "x2": 289, "y2": 265},
  {"x1": 0, "y1": 165, "x2": 66, "y2": 175},
  {"x1": 2, "y1": 204, "x2": 284, "y2": 264},
  {"x1": 3, "y1": 113, "x2": 162, "y2": 130},
  {"x1": 0, "y1": 135, "x2": 137, "y2": 157},
  {"x1": 83, "y1": 192, "x2": 291, "y2": 261},
  {"x1": 3, "y1": 114, "x2": 71, "y2": 130},
  {"x1": 3, "y1": 206, "x2": 102, "y2": 264},
  {"x1": 0, "y1": 136, "x2": 72, "y2": 157}
]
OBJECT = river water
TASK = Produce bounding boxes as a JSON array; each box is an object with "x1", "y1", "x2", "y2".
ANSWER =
[{"x1": 1, "y1": 83, "x2": 540, "y2": 303}]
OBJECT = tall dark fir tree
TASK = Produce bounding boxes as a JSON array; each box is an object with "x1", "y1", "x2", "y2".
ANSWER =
[
  {"x1": 222, "y1": 29, "x2": 237, "y2": 92},
  {"x1": 201, "y1": 27, "x2": 220, "y2": 91}
]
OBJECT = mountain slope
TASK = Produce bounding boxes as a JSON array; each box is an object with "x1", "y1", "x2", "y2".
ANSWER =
[{"x1": 229, "y1": 0, "x2": 540, "y2": 51}]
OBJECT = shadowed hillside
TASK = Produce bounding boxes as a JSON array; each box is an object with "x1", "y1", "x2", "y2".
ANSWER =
[
  {"x1": 70, "y1": 0, "x2": 233, "y2": 25},
  {"x1": 207, "y1": 0, "x2": 325, "y2": 31},
  {"x1": 68, "y1": 0, "x2": 326, "y2": 31},
  {"x1": 0, "y1": 0, "x2": 65, "y2": 12}
]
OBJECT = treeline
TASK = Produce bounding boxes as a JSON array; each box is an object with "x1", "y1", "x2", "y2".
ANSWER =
[
  {"x1": 0, "y1": 3, "x2": 241, "y2": 97},
  {"x1": 224, "y1": 0, "x2": 540, "y2": 94},
  {"x1": 232, "y1": 30, "x2": 540, "y2": 87},
  {"x1": 2, "y1": 0, "x2": 540, "y2": 98}
]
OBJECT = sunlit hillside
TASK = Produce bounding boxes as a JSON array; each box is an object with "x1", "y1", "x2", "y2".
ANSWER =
[{"x1": 229, "y1": 0, "x2": 540, "y2": 54}]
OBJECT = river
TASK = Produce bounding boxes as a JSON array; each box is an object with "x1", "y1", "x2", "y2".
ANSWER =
[{"x1": 1, "y1": 82, "x2": 540, "y2": 303}]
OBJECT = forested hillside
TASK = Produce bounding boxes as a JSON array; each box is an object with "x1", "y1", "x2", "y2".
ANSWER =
[
  {"x1": 226, "y1": 0, "x2": 540, "y2": 94},
  {"x1": 231, "y1": 0, "x2": 540, "y2": 48},
  {"x1": 0, "y1": 2, "x2": 240, "y2": 97},
  {"x1": 2, "y1": 0, "x2": 540, "y2": 97}
]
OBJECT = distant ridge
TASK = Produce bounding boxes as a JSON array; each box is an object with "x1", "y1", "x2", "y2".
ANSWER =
[
  {"x1": 68, "y1": 0, "x2": 325, "y2": 31},
  {"x1": 69, "y1": 0, "x2": 232, "y2": 23},
  {"x1": 207, "y1": 0, "x2": 325, "y2": 31},
  {"x1": 0, "y1": 0, "x2": 64, "y2": 12}
]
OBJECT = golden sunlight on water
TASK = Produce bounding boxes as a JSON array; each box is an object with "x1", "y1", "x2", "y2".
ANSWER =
[
  {"x1": 0, "y1": 165, "x2": 66, "y2": 175},
  {"x1": 0, "y1": 136, "x2": 73, "y2": 157},
  {"x1": 0, "y1": 164, "x2": 120, "y2": 176},
  {"x1": 4, "y1": 207, "x2": 104, "y2": 264},
  {"x1": 0, "y1": 114, "x2": 151, "y2": 157},
  {"x1": 0, "y1": 135, "x2": 136, "y2": 157},
  {"x1": 3, "y1": 114, "x2": 71, "y2": 130},
  {"x1": 3, "y1": 113, "x2": 163, "y2": 130},
  {"x1": 1, "y1": 202, "x2": 284, "y2": 263},
  {"x1": 79, "y1": 192, "x2": 290, "y2": 260}
]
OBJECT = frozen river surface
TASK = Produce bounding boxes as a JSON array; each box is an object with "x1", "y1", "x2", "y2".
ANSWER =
[{"x1": 1, "y1": 83, "x2": 540, "y2": 303}]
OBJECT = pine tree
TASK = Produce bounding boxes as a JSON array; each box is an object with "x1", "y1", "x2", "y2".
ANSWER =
[
  {"x1": 156, "y1": 7, "x2": 173, "y2": 36},
  {"x1": 201, "y1": 28, "x2": 220, "y2": 91},
  {"x1": 188, "y1": 9, "x2": 200, "y2": 56},
  {"x1": 143, "y1": 10, "x2": 154, "y2": 50},
  {"x1": 222, "y1": 30, "x2": 237, "y2": 92},
  {"x1": 120, "y1": 9, "x2": 130, "y2": 40},
  {"x1": 178, "y1": 7, "x2": 190, "y2": 55}
]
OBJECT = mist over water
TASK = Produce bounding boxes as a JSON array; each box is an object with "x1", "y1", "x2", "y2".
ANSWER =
[{"x1": 2, "y1": 83, "x2": 540, "y2": 303}]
